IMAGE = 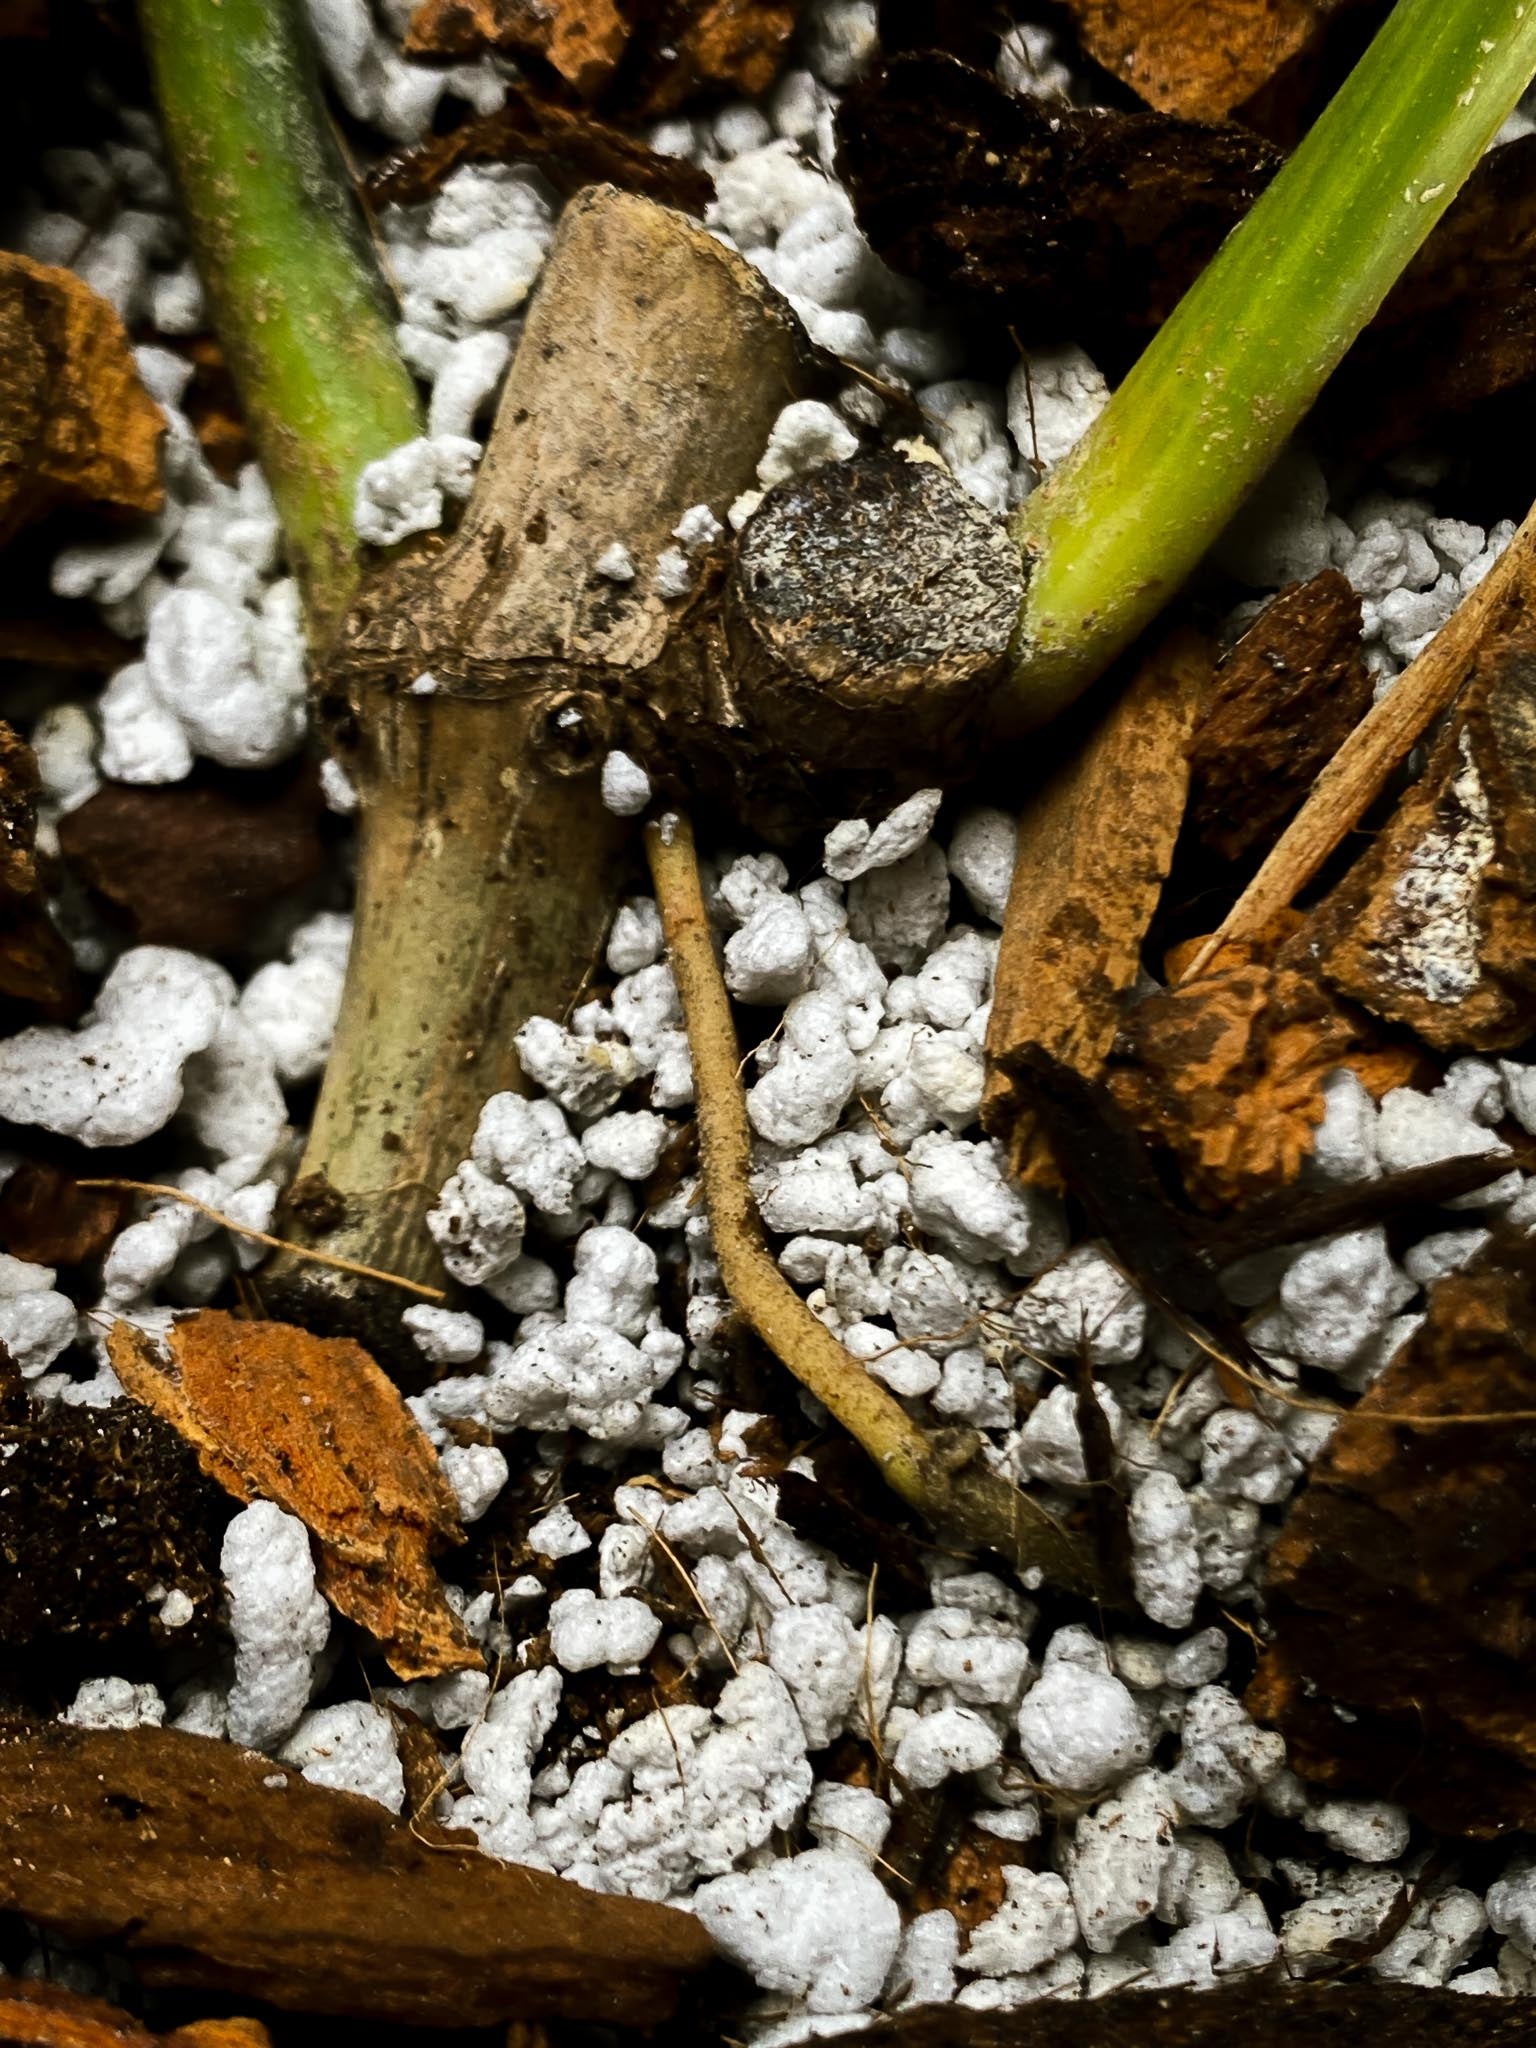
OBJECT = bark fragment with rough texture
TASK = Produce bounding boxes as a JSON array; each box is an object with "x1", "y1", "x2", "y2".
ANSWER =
[
  {"x1": 1302, "y1": 631, "x2": 1536, "y2": 1049},
  {"x1": 1249, "y1": 1223, "x2": 1536, "y2": 1836},
  {"x1": 1188, "y1": 568, "x2": 1371, "y2": 861},
  {"x1": 837, "y1": 55, "x2": 1279, "y2": 346},
  {"x1": 983, "y1": 630, "x2": 1209, "y2": 1189},
  {"x1": 1106, "y1": 934, "x2": 1419, "y2": 1209},
  {"x1": 58, "y1": 767, "x2": 326, "y2": 955},
  {"x1": 1059, "y1": 0, "x2": 1353, "y2": 123},
  {"x1": 367, "y1": 84, "x2": 713, "y2": 211},
  {"x1": 406, "y1": 0, "x2": 801, "y2": 113},
  {"x1": 0, "y1": 1981, "x2": 272, "y2": 2048},
  {"x1": 0, "y1": 1720, "x2": 715, "y2": 2027},
  {"x1": 108, "y1": 1312, "x2": 479, "y2": 1680},
  {"x1": 0, "y1": 253, "x2": 164, "y2": 546}
]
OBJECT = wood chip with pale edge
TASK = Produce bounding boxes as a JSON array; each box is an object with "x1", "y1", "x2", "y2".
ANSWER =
[
  {"x1": 108, "y1": 1312, "x2": 479, "y2": 1680},
  {"x1": 1299, "y1": 628, "x2": 1536, "y2": 1051},
  {"x1": 1059, "y1": 0, "x2": 1352, "y2": 123},
  {"x1": 0, "y1": 1721, "x2": 715, "y2": 2028},
  {"x1": 0, "y1": 253, "x2": 164, "y2": 547},
  {"x1": 983, "y1": 627, "x2": 1210, "y2": 1188}
]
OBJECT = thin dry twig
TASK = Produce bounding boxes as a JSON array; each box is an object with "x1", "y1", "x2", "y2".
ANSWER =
[
  {"x1": 644, "y1": 809, "x2": 1102, "y2": 1599},
  {"x1": 643, "y1": 1521, "x2": 741, "y2": 1675},
  {"x1": 76, "y1": 1178, "x2": 446, "y2": 1300},
  {"x1": 1171, "y1": 1278, "x2": 1536, "y2": 1428},
  {"x1": 1182, "y1": 498, "x2": 1536, "y2": 979}
]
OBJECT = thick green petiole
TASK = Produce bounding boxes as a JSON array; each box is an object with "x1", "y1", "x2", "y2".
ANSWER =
[
  {"x1": 1009, "y1": 0, "x2": 1536, "y2": 724},
  {"x1": 138, "y1": 0, "x2": 421, "y2": 644}
]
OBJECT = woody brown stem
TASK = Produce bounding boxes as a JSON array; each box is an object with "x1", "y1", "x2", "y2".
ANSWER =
[{"x1": 263, "y1": 189, "x2": 815, "y2": 1349}]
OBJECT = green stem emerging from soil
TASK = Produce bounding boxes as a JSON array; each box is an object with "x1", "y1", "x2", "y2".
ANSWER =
[
  {"x1": 1009, "y1": 0, "x2": 1536, "y2": 724},
  {"x1": 138, "y1": 0, "x2": 421, "y2": 644}
]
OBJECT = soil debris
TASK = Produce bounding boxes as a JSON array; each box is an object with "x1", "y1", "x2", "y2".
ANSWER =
[
  {"x1": 107, "y1": 1311, "x2": 481, "y2": 1680},
  {"x1": 0, "y1": 1157, "x2": 129, "y2": 1266},
  {"x1": 1107, "y1": 934, "x2": 1418, "y2": 1208},
  {"x1": 1248, "y1": 1222, "x2": 1536, "y2": 1836},
  {"x1": 57, "y1": 765, "x2": 327, "y2": 957},
  {"x1": 984, "y1": 628, "x2": 1209, "y2": 1190},
  {"x1": 404, "y1": 0, "x2": 802, "y2": 115},
  {"x1": 0, "y1": 1357, "x2": 227, "y2": 1655},
  {"x1": 0, "y1": 1719, "x2": 717, "y2": 2026},
  {"x1": 1188, "y1": 569, "x2": 1372, "y2": 862},
  {"x1": 0, "y1": 720, "x2": 77, "y2": 1020},
  {"x1": 366, "y1": 82, "x2": 714, "y2": 212},
  {"x1": 1056, "y1": 0, "x2": 1358, "y2": 124},
  {"x1": 0, "y1": 253, "x2": 164, "y2": 548},
  {"x1": 1301, "y1": 629, "x2": 1536, "y2": 1051},
  {"x1": 836, "y1": 54, "x2": 1279, "y2": 347}
]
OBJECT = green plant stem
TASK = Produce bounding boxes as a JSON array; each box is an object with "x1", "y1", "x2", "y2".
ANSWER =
[
  {"x1": 1010, "y1": 0, "x2": 1536, "y2": 725},
  {"x1": 138, "y1": 0, "x2": 421, "y2": 644}
]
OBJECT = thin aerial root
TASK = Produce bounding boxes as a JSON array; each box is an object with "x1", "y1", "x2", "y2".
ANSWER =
[{"x1": 645, "y1": 809, "x2": 1103, "y2": 1600}]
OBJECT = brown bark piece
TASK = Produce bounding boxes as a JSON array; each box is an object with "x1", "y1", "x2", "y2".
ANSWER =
[
  {"x1": 1183, "y1": 503, "x2": 1536, "y2": 978},
  {"x1": 0, "y1": 1158, "x2": 129, "y2": 1266},
  {"x1": 0, "y1": 1983, "x2": 268, "y2": 2048},
  {"x1": 1302, "y1": 630, "x2": 1536, "y2": 1051},
  {"x1": 1248, "y1": 1224, "x2": 1536, "y2": 1835},
  {"x1": 367, "y1": 85, "x2": 714, "y2": 211},
  {"x1": 162, "y1": 2026, "x2": 272, "y2": 2048},
  {"x1": 0, "y1": 1982, "x2": 158, "y2": 2048},
  {"x1": 838, "y1": 1978, "x2": 1536, "y2": 2045},
  {"x1": 0, "y1": 253, "x2": 164, "y2": 547},
  {"x1": 1324, "y1": 133, "x2": 1536, "y2": 458},
  {"x1": 0, "y1": 608, "x2": 134, "y2": 672},
  {"x1": 0, "y1": 1720, "x2": 716, "y2": 2027},
  {"x1": 836, "y1": 55, "x2": 1279, "y2": 346},
  {"x1": 179, "y1": 336, "x2": 252, "y2": 483},
  {"x1": 1188, "y1": 569, "x2": 1371, "y2": 862},
  {"x1": 407, "y1": 0, "x2": 631, "y2": 95},
  {"x1": 983, "y1": 630, "x2": 1210, "y2": 1189},
  {"x1": 1059, "y1": 0, "x2": 1349, "y2": 123},
  {"x1": 0, "y1": 1360, "x2": 227, "y2": 1651},
  {"x1": 0, "y1": 720, "x2": 77, "y2": 1019},
  {"x1": 1106, "y1": 936, "x2": 1417, "y2": 1208},
  {"x1": 57, "y1": 767, "x2": 327, "y2": 955},
  {"x1": 108, "y1": 1312, "x2": 480, "y2": 1680},
  {"x1": 405, "y1": 0, "x2": 799, "y2": 113}
]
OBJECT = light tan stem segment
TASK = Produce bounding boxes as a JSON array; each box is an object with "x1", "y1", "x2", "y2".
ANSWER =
[
  {"x1": 647, "y1": 810, "x2": 1102, "y2": 1599},
  {"x1": 1182, "y1": 501, "x2": 1536, "y2": 980}
]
